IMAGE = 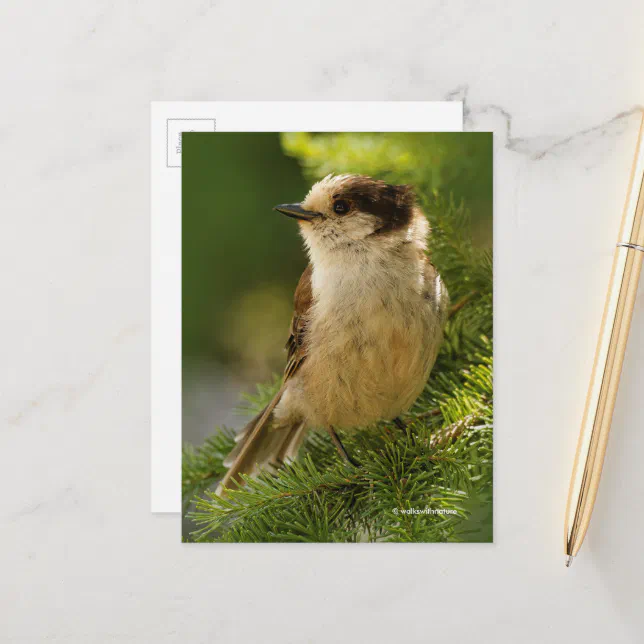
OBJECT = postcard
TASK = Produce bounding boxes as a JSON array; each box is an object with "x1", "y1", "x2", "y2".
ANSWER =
[
  {"x1": 151, "y1": 102, "x2": 463, "y2": 513},
  {"x1": 180, "y1": 130, "x2": 492, "y2": 543}
]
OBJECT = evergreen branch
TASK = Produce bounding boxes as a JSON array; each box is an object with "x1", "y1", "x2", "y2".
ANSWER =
[{"x1": 182, "y1": 429, "x2": 236, "y2": 511}]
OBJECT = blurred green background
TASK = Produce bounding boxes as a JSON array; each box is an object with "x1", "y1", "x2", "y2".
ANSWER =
[{"x1": 182, "y1": 132, "x2": 492, "y2": 445}]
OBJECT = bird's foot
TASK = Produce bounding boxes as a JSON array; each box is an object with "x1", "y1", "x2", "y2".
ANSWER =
[{"x1": 326, "y1": 426, "x2": 359, "y2": 467}]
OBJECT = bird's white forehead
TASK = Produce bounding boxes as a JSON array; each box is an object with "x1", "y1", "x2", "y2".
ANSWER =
[{"x1": 301, "y1": 174, "x2": 354, "y2": 213}]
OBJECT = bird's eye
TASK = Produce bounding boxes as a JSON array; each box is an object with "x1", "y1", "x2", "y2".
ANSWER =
[{"x1": 333, "y1": 199, "x2": 350, "y2": 215}]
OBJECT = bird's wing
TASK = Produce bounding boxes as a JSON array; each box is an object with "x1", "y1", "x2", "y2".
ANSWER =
[
  {"x1": 284, "y1": 263, "x2": 313, "y2": 381},
  {"x1": 423, "y1": 256, "x2": 450, "y2": 325}
]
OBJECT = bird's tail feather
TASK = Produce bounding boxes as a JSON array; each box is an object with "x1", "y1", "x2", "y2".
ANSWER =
[{"x1": 216, "y1": 386, "x2": 305, "y2": 496}]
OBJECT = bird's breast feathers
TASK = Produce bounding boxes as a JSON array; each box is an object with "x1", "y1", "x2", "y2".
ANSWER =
[{"x1": 289, "y1": 249, "x2": 447, "y2": 428}]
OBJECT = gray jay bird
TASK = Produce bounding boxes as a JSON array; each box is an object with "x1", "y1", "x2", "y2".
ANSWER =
[{"x1": 217, "y1": 174, "x2": 449, "y2": 494}]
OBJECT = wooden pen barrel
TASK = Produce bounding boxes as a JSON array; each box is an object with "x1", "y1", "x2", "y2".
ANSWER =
[{"x1": 564, "y1": 245, "x2": 643, "y2": 557}]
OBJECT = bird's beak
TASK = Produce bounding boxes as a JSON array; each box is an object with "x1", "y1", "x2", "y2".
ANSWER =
[{"x1": 273, "y1": 203, "x2": 322, "y2": 222}]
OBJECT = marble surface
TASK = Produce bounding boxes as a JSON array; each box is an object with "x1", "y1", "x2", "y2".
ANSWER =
[{"x1": 2, "y1": 1, "x2": 644, "y2": 642}]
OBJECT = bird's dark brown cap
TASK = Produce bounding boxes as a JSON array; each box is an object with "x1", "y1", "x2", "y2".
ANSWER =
[{"x1": 335, "y1": 176, "x2": 416, "y2": 233}]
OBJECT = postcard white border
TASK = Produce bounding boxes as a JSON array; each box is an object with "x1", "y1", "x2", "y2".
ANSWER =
[{"x1": 151, "y1": 101, "x2": 463, "y2": 512}]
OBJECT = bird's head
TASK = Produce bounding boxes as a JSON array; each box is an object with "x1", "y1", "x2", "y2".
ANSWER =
[{"x1": 274, "y1": 174, "x2": 421, "y2": 255}]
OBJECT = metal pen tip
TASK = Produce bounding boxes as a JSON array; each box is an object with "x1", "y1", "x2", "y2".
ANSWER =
[{"x1": 565, "y1": 555, "x2": 574, "y2": 568}]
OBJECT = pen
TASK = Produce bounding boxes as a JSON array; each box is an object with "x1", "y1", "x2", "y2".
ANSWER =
[{"x1": 564, "y1": 114, "x2": 644, "y2": 568}]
